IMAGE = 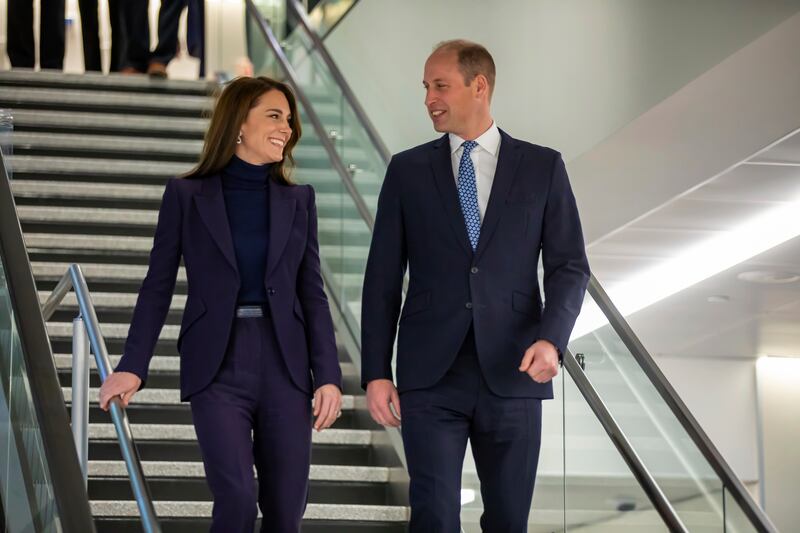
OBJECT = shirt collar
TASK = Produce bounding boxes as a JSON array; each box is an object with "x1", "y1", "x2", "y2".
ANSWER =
[{"x1": 449, "y1": 121, "x2": 501, "y2": 157}]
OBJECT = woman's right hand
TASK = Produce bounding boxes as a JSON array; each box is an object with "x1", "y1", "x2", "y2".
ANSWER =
[{"x1": 98, "y1": 371, "x2": 142, "y2": 411}]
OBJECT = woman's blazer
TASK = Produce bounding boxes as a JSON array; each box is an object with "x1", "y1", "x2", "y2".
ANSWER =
[{"x1": 115, "y1": 174, "x2": 342, "y2": 401}]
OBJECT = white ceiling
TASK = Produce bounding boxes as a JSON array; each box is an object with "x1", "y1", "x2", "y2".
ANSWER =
[{"x1": 589, "y1": 130, "x2": 800, "y2": 360}]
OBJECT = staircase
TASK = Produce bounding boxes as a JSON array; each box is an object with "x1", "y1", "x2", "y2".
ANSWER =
[{"x1": 0, "y1": 69, "x2": 408, "y2": 532}]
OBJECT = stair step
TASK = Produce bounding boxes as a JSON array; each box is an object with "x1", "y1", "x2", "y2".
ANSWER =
[
  {"x1": 0, "y1": 86, "x2": 212, "y2": 116},
  {"x1": 0, "y1": 69, "x2": 213, "y2": 95},
  {"x1": 54, "y1": 354, "x2": 358, "y2": 377},
  {"x1": 11, "y1": 131, "x2": 370, "y2": 166},
  {"x1": 88, "y1": 423, "x2": 375, "y2": 445},
  {"x1": 88, "y1": 460, "x2": 390, "y2": 483},
  {"x1": 8, "y1": 109, "x2": 207, "y2": 138},
  {"x1": 63, "y1": 387, "x2": 364, "y2": 410},
  {"x1": 8, "y1": 155, "x2": 382, "y2": 191},
  {"x1": 89, "y1": 501, "x2": 409, "y2": 521}
]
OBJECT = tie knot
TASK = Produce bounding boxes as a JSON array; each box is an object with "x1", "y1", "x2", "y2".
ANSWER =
[{"x1": 462, "y1": 140, "x2": 478, "y2": 154}]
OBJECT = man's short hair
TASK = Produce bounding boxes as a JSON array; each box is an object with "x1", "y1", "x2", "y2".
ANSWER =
[{"x1": 432, "y1": 39, "x2": 496, "y2": 96}]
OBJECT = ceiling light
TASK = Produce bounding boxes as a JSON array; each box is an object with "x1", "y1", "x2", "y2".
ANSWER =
[
  {"x1": 737, "y1": 270, "x2": 800, "y2": 284},
  {"x1": 572, "y1": 198, "x2": 800, "y2": 340}
]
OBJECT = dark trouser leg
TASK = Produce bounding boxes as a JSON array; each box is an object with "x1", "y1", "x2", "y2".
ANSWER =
[
  {"x1": 189, "y1": 319, "x2": 263, "y2": 533},
  {"x1": 150, "y1": 0, "x2": 187, "y2": 65},
  {"x1": 471, "y1": 382, "x2": 542, "y2": 533},
  {"x1": 401, "y1": 331, "x2": 481, "y2": 532},
  {"x1": 107, "y1": 0, "x2": 122, "y2": 71},
  {"x1": 39, "y1": 0, "x2": 65, "y2": 69},
  {"x1": 78, "y1": 0, "x2": 101, "y2": 71},
  {"x1": 252, "y1": 317, "x2": 312, "y2": 532},
  {"x1": 118, "y1": 0, "x2": 150, "y2": 72},
  {"x1": 7, "y1": 0, "x2": 35, "y2": 68}
]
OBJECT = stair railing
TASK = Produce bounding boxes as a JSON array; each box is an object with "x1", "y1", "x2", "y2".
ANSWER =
[{"x1": 41, "y1": 265, "x2": 161, "y2": 533}]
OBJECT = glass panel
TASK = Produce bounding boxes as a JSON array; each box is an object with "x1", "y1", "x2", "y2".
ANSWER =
[
  {"x1": 0, "y1": 245, "x2": 61, "y2": 531},
  {"x1": 563, "y1": 369, "x2": 670, "y2": 533},
  {"x1": 305, "y1": 0, "x2": 358, "y2": 39},
  {"x1": 281, "y1": 8, "x2": 385, "y2": 217},
  {"x1": 246, "y1": 9, "x2": 372, "y2": 342},
  {"x1": 724, "y1": 486, "x2": 759, "y2": 533},
  {"x1": 569, "y1": 292, "x2": 726, "y2": 530}
]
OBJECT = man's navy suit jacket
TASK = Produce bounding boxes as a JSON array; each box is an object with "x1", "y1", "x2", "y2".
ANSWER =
[
  {"x1": 116, "y1": 174, "x2": 342, "y2": 401},
  {"x1": 361, "y1": 130, "x2": 590, "y2": 399}
]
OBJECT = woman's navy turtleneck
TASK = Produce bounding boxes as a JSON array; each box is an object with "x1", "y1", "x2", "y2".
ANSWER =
[{"x1": 222, "y1": 155, "x2": 273, "y2": 305}]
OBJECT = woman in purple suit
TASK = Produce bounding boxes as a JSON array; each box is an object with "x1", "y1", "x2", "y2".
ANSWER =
[{"x1": 98, "y1": 76, "x2": 343, "y2": 532}]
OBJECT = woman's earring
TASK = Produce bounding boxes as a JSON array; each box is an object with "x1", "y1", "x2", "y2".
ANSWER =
[{"x1": 236, "y1": 133, "x2": 242, "y2": 145}]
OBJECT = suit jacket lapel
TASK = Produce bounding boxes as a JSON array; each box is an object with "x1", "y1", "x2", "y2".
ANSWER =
[
  {"x1": 266, "y1": 179, "x2": 297, "y2": 279},
  {"x1": 193, "y1": 174, "x2": 239, "y2": 276},
  {"x1": 474, "y1": 129, "x2": 522, "y2": 261},
  {"x1": 430, "y1": 134, "x2": 473, "y2": 256}
]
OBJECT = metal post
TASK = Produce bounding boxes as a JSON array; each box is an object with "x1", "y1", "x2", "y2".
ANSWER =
[{"x1": 71, "y1": 316, "x2": 90, "y2": 486}]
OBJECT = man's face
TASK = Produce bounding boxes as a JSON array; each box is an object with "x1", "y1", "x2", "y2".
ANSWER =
[{"x1": 423, "y1": 51, "x2": 477, "y2": 137}]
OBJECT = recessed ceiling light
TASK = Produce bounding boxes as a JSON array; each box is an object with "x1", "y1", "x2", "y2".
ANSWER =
[
  {"x1": 737, "y1": 270, "x2": 800, "y2": 284},
  {"x1": 707, "y1": 295, "x2": 731, "y2": 303}
]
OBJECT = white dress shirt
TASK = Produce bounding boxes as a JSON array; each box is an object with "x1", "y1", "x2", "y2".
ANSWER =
[{"x1": 449, "y1": 122, "x2": 501, "y2": 223}]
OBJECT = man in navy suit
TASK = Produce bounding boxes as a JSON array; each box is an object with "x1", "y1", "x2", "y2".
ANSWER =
[{"x1": 361, "y1": 40, "x2": 590, "y2": 531}]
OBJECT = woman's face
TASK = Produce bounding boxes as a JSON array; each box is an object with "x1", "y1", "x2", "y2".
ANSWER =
[{"x1": 236, "y1": 89, "x2": 293, "y2": 165}]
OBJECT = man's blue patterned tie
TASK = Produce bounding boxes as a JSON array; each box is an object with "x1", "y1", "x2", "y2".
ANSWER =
[{"x1": 457, "y1": 140, "x2": 481, "y2": 251}]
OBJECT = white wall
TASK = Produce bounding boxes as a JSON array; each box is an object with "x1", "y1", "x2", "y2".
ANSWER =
[
  {"x1": 756, "y1": 356, "x2": 800, "y2": 531},
  {"x1": 326, "y1": 0, "x2": 800, "y2": 160}
]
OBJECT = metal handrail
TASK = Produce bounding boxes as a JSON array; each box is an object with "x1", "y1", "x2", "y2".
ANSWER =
[
  {"x1": 246, "y1": 0, "x2": 375, "y2": 230},
  {"x1": 41, "y1": 265, "x2": 161, "y2": 533},
  {"x1": 1, "y1": 146, "x2": 97, "y2": 531},
  {"x1": 563, "y1": 350, "x2": 689, "y2": 532},
  {"x1": 287, "y1": 0, "x2": 391, "y2": 164},
  {"x1": 587, "y1": 276, "x2": 778, "y2": 533}
]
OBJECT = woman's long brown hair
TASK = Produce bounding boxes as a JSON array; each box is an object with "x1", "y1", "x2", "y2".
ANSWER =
[{"x1": 183, "y1": 76, "x2": 302, "y2": 185}]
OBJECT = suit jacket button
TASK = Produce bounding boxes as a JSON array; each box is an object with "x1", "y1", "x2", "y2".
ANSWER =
[
  {"x1": 267, "y1": 288, "x2": 276, "y2": 295},
  {"x1": 470, "y1": 267, "x2": 479, "y2": 274},
  {"x1": 465, "y1": 302, "x2": 473, "y2": 309}
]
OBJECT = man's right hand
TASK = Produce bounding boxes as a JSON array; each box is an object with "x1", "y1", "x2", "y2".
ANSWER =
[
  {"x1": 366, "y1": 379, "x2": 402, "y2": 427},
  {"x1": 98, "y1": 371, "x2": 142, "y2": 411}
]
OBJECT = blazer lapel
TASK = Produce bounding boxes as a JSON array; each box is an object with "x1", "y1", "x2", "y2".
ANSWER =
[
  {"x1": 430, "y1": 134, "x2": 473, "y2": 256},
  {"x1": 193, "y1": 174, "x2": 239, "y2": 276},
  {"x1": 266, "y1": 179, "x2": 297, "y2": 279},
  {"x1": 474, "y1": 129, "x2": 522, "y2": 261}
]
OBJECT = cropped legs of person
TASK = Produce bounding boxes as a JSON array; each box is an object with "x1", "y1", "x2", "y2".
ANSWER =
[
  {"x1": 190, "y1": 316, "x2": 312, "y2": 533},
  {"x1": 401, "y1": 327, "x2": 542, "y2": 533}
]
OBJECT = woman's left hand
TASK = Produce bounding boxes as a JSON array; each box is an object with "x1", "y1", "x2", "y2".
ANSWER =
[{"x1": 313, "y1": 384, "x2": 342, "y2": 432}]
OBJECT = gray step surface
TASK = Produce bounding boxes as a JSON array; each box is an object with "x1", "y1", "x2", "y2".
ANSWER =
[
  {"x1": 88, "y1": 460, "x2": 391, "y2": 483},
  {"x1": 8, "y1": 109, "x2": 208, "y2": 136},
  {"x1": 11, "y1": 131, "x2": 370, "y2": 165},
  {"x1": 0, "y1": 87, "x2": 212, "y2": 113},
  {"x1": 11, "y1": 178, "x2": 378, "y2": 209},
  {"x1": 63, "y1": 387, "x2": 363, "y2": 410},
  {"x1": 0, "y1": 69, "x2": 214, "y2": 94},
  {"x1": 8, "y1": 155, "x2": 383, "y2": 191},
  {"x1": 88, "y1": 423, "x2": 375, "y2": 445},
  {"x1": 90, "y1": 501, "x2": 409, "y2": 521},
  {"x1": 32, "y1": 261, "x2": 186, "y2": 283},
  {"x1": 54, "y1": 353, "x2": 357, "y2": 377}
]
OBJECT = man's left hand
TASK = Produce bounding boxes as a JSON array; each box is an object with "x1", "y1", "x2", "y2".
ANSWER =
[{"x1": 519, "y1": 340, "x2": 559, "y2": 383}]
